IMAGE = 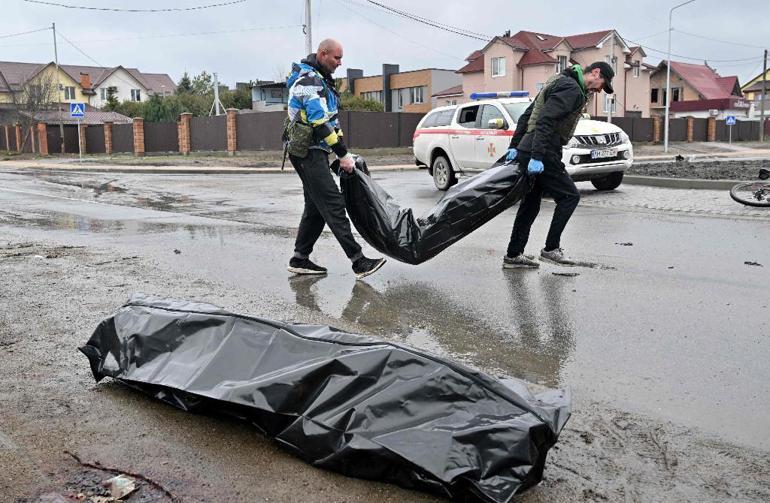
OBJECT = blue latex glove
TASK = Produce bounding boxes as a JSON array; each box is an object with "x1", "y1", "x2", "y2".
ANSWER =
[
  {"x1": 505, "y1": 148, "x2": 517, "y2": 161},
  {"x1": 527, "y1": 159, "x2": 544, "y2": 175}
]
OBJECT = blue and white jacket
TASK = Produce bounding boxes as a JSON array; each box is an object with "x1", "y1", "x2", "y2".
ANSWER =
[{"x1": 286, "y1": 54, "x2": 348, "y2": 157}]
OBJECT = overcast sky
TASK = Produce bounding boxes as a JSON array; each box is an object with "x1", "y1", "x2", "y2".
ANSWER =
[{"x1": 2, "y1": 0, "x2": 768, "y2": 88}]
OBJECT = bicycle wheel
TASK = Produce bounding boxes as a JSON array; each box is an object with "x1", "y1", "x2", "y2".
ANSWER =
[{"x1": 730, "y1": 181, "x2": 770, "y2": 207}]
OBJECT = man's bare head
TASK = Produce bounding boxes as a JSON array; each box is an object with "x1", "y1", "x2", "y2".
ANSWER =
[{"x1": 316, "y1": 39, "x2": 343, "y2": 75}]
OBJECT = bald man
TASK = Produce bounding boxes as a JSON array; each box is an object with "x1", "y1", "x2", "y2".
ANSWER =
[{"x1": 285, "y1": 39, "x2": 386, "y2": 279}]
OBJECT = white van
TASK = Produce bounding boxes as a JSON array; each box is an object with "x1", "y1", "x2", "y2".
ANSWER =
[{"x1": 413, "y1": 93, "x2": 633, "y2": 190}]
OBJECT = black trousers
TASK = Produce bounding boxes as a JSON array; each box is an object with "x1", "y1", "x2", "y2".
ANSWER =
[
  {"x1": 290, "y1": 149, "x2": 362, "y2": 260},
  {"x1": 506, "y1": 151, "x2": 580, "y2": 257}
]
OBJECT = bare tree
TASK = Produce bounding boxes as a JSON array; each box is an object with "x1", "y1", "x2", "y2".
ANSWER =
[
  {"x1": 273, "y1": 64, "x2": 290, "y2": 84},
  {"x1": 17, "y1": 73, "x2": 57, "y2": 153},
  {"x1": 0, "y1": 71, "x2": 57, "y2": 153}
]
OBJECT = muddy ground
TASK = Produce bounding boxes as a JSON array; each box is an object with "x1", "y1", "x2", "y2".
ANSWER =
[
  {"x1": 2, "y1": 239, "x2": 769, "y2": 502},
  {"x1": 629, "y1": 159, "x2": 768, "y2": 180}
]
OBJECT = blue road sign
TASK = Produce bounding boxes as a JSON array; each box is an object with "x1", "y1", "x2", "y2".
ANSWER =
[
  {"x1": 69, "y1": 102, "x2": 85, "y2": 118},
  {"x1": 726, "y1": 115, "x2": 737, "y2": 126}
]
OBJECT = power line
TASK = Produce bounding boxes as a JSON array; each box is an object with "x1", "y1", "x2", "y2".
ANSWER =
[
  {"x1": 0, "y1": 24, "x2": 301, "y2": 48},
  {"x1": 23, "y1": 0, "x2": 246, "y2": 13},
  {"x1": 56, "y1": 29, "x2": 149, "y2": 95},
  {"x1": 360, "y1": 0, "x2": 492, "y2": 41},
  {"x1": 75, "y1": 24, "x2": 302, "y2": 43},
  {"x1": 673, "y1": 29, "x2": 768, "y2": 50},
  {"x1": 0, "y1": 26, "x2": 51, "y2": 39},
  {"x1": 335, "y1": 0, "x2": 464, "y2": 61},
  {"x1": 626, "y1": 39, "x2": 764, "y2": 63}
]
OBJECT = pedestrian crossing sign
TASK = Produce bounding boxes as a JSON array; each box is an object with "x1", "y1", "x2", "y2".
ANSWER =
[{"x1": 70, "y1": 103, "x2": 85, "y2": 118}]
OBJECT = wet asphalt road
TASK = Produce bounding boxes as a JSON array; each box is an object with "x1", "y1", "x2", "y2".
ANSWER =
[{"x1": 0, "y1": 165, "x2": 769, "y2": 453}]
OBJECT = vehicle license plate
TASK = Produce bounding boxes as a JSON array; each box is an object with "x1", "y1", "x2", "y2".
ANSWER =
[{"x1": 591, "y1": 149, "x2": 616, "y2": 159}]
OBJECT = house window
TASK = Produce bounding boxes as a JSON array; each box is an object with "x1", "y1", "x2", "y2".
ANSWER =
[
  {"x1": 603, "y1": 94, "x2": 617, "y2": 113},
  {"x1": 651, "y1": 88, "x2": 659, "y2": 103},
  {"x1": 130, "y1": 89, "x2": 141, "y2": 101},
  {"x1": 557, "y1": 55, "x2": 568, "y2": 73},
  {"x1": 63, "y1": 86, "x2": 76, "y2": 100},
  {"x1": 100, "y1": 86, "x2": 118, "y2": 101},
  {"x1": 398, "y1": 90, "x2": 404, "y2": 108},
  {"x1": 605, "y1": 55, "x2": 617, "y2": 73},
  {"x1": 672, "y1": 87, "x2": 681, "y2": 102},
  {"x1": 491, "y1": 57, "x2": 506, "y2": 77},
  {"x1": 270, "y1": 89, "x2": 283, "y2": 99},
  {"x1": 362, "y1": 91, "x2": 383, "y2": 103},
  {"x1": 410, "y1": 86, "x2": 425, "y2": 104},
  {"x1": 633, "y1": 64, "x2": 640, "y2": 78}
]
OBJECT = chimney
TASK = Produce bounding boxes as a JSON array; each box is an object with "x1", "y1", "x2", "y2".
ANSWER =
[{"x1": 80, "y1": 73, "x2": 92, "y2": 90}]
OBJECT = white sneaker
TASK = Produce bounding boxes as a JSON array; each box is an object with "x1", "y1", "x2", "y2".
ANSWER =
[
  {"x1": 540, "y1": 248, "x2": 576, "y2": 265},
  {"x1": 502, "y1": 254, "x2": 540, "y2": 269}
]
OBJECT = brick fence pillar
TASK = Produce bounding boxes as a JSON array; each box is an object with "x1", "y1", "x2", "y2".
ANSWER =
[
  {"x1": 37, "y1": 123, "x2": 48, "y2": 156},
  {"x1": 29, "y1": 126, "x2": 36, "y2": 153},
  {"x1": 179, "y1": 112, "x2": 192, "y2": 155},
  {"x1": 78, "y1": 123, "x2": 87, "y2": 154},
  {"x1": 133, "y1": 117, "x2": 145, "y2": 157},
  {"x1": 15, "y1": 123, "x2": 22, "y2": 153},
  {"x1": 103, "y1": 121, "x2": 113, "y2": 155},
  {"x1": 686, "y1": 116, "x2": 694, "y2": 143},
  {"x1": 652, "y1": 116, "x2": 662, "y2": 144},
  {"x1": 4, "y1": 125, "x2": 10, "y2": 152},
  {"x1": 707, "y1": 116, "x2": 717, "y2": 142},
  {"x1": 226, "y1": 108, "x2": 238, "y2": 155}
]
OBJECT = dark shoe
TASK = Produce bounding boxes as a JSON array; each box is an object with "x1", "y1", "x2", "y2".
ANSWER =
[
  {"x1": 288, "y1": 257, "x2": 328, "y2": 275},
  {"x1": 352, "y1": 256, "x2": 386, "y2": 279},
  {"x1": 502, "y1": 254, "x2": 540, "y2": 269}
]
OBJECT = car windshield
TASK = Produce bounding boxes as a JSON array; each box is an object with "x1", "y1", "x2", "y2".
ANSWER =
[{"x1": 502, "y1": 102, "x2": 530, "y2": 123}]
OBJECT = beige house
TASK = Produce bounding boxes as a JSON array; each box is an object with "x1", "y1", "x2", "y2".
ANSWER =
[
  {"x1": 649, "y1": 61, "x2": 747, "y2": 119},
  {"x1": 455, "y1": 30, "x2": 652, "y2": 117},
  {"x1": 350, "y1": 65, "x2": 461, "y2": 114},
  {"x1": 0, "y1": 60, "x2": 174, "y2": 108}
]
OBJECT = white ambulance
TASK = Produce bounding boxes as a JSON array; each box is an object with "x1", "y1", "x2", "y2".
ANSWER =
[{"x1": 413, "y1": 92, "x2": 633, "y2": 190}]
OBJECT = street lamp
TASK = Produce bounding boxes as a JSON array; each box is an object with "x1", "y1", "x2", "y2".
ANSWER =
[{"x1": 665, "y1": 0, "x2": 696, "y2": 153}]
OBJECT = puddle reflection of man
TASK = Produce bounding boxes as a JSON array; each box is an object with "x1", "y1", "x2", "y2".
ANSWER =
[{"x1": 502, "y1": 273, "x2": 575, "y2": 387}]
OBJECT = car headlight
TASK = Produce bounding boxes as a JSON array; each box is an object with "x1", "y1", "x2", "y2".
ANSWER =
[
  {"x1": 567, "y1": 138, "x2": 580, "y2": 148},
  {"x1": 619, "y1": 131, "x2": 630, "y2": 144}
]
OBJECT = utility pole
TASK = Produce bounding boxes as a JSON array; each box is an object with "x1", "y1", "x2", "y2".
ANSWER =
[
  {"x1": 665, "y1": 0, "x2": 696, "y2": 153},
  {"x1": 213, "y1": 72, "x2": 221, "y2": 116},
  {"x1": 607, "y1": 31, "x2": 614, "y2": 123},
  {"x1": 304, "y1": 0, "x2": 312, "y2": 56},
  {"x1": 52, "y1": 22, "x2": 65, "y2": 153},
  {"x1": 761, "y1": 49, "x2": 767, "y2": 142},
  {"x1": 209, "y1": 72, "x2": 225, "y2": 116}
]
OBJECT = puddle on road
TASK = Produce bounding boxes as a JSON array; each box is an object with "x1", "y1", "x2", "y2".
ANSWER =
[{"x1": 287, "y1": 273, "x2": 576, "y2": 388}]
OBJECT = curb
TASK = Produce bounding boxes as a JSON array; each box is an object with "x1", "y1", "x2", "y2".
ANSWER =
[
  {"x1": 0, "y1": 162, "x2": 418, "y2": 175},
  {"x1": 623, "y1": 175, "x2": 741, "y2": 190}
]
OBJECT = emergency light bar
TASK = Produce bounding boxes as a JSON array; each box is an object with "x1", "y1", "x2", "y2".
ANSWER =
[{"x1": 470, "y1": 91, "x2": 529, "y2": 100}]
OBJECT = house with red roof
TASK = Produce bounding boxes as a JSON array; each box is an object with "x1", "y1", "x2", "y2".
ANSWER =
[
  {"x1": 649, "y1": 61, "x2": 749, "y2": 119},
  {"x1": 449, "y1": 29, "x2": 652, "y2": 118}
]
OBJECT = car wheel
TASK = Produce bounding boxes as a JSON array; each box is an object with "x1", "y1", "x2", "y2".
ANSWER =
[
  {"x1": 591, "y1": 172, "x2": 623, "y2": 191},
  {"x1": 432, "y1": 155, "x2": 456, "y2": 191}
]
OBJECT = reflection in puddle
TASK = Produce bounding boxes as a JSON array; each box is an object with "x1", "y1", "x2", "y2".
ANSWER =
[{"x1": 288, "y1": 273, "x2": 577, "y2": 387}]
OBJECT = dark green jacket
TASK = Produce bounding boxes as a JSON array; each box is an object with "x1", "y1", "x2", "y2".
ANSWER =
[{"x1": 510, "y1": 68, "x2": 587, "y2": 162}]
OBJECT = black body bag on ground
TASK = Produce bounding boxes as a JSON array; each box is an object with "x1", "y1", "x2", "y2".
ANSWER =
[
  {"x1": 80, "y1": 294, "x2": 570, "y2": 503},
  {"x1": 337, "y1": 157, "x2": 529, "y2": 264}
]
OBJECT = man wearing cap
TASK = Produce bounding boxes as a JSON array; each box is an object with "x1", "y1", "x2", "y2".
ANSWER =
[{"x1": 501, "y1": 61, "x2": 614, "y2": 268}]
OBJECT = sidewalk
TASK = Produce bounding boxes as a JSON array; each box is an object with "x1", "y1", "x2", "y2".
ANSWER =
[
  {"x1": 2, "y1": 141, "x2": 769, "y2": 173},
  {"x1": 0, "y1": 159, "x2": 418, "y2": 174}
]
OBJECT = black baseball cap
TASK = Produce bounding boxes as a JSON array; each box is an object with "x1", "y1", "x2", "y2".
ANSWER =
[{"x1": 587, "y1": 61, "x2": 615, "y2": 94}]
